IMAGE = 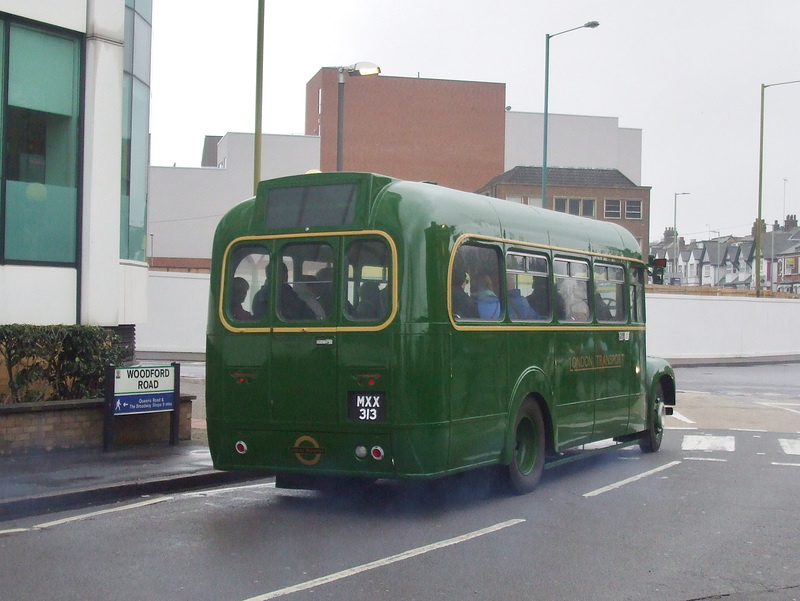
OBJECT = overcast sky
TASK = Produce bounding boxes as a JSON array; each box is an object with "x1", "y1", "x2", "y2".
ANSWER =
[{"x1": 149, "y1": 1, "x2": 800, "y2": 243}]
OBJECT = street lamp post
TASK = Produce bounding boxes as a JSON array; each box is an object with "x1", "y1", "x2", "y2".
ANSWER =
[
  {"x1": 253, "y1": 0, "x2": 265, "y2": 194},
  {"x1": 542, "y1": 21, "x2": 599, "y2": 206},
  {"x1": 756, "y1": 79, "x2": 800, "y2": 297},
  {"x1": 673, "y1": 192, "x2": 690, "y2": 284},
  {"x1": 336, "y1": 62, "x2": 381, "y2": 172}
]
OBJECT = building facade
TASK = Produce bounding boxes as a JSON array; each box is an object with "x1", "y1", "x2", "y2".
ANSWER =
[
  {"x1": 304, "y1": 68, "x2": 506, "y2": 193},
  {"x1": 478, "y1": 166, "x2": 651, "y2": 252},
  {"x1": 0, "y1": 0, "x2": 150, "y2": 331}
]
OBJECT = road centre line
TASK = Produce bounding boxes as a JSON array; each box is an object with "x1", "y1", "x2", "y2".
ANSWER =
[
  {"x1": 0, "y1": 496, "x2": 171, "y2": 536},
  {"x1": 772, "y1": 462, "x2": 800, "y2": 467},
  {"x1": 684, "y1": 457, "x2": 727, "y2": 462},
  {"x1": 240, "y1": 519, "x2": 526, "y2": 601},
  {"x1": 182, "y1": 481, "x2": 276, "y2": 498},
  {"x1": 583, "y1": 461, "x2": 682, "y2": 498}
]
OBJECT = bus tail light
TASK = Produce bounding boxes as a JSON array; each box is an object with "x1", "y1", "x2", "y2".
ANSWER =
[
  {"x1": 371, "y1": 446, "x2": 385, "y2": 460},
  {"x1": 235, "y1": 440, "x2": 248, "y2": 454},
  {"x1": 355, "y1": 445, "x2": 368, "y2": 459}
]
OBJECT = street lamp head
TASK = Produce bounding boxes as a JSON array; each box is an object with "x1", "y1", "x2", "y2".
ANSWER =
[
  {"x1": 584, "y1": 21, "x2": 600, "y2": 28},
  {"x1": 347, "y1": 61, "x2": 381, "y2": 77}
]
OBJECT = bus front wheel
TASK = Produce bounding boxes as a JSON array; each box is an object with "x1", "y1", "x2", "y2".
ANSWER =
[
  {"x1": 639, "y1": 383, "x2": 665, "y2": 453},
  {"x1": 505, "y1": 399, "x2": 545, "y2": 494}
]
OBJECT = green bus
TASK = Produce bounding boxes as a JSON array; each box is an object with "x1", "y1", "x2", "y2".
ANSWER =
[{"x1": 206, "y1": 172, "x2": 675, "y2": 494}]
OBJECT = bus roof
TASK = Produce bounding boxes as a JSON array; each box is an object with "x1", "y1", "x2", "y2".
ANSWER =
[{"x1": 231, "y1": 172, "x2": 642, "y2": 262}]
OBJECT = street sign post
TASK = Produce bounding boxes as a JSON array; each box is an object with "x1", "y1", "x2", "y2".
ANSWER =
[{"x1": 103, "y1": 363, "x2": 181, "y2": 451}]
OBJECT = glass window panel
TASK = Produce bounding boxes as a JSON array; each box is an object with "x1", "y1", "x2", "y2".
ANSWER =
[
  {"x1": 279, "y1": 243, "x2": 335, "y2": 322},
  {"x1": 605, "y1": 199, "x2": 621, "y2": 219},
  {"x1": 571, "y1": 261, "x2": 589, "y2": 279},
  {"x1": 266, "y1": 184, "x2": 358, "y2": 229},
  {"x1": 582, "y1": 199, "x2": 595, "y2": 218},
  {"x1": 124, "y1": 8, "x2": 134, "y2": 73},
  {"x1": 625, "y1": 200, "x2": 642, "y2": 220},
  {"x1": 506, "y1": 253, "x2": 549, "y2": 322},
  {"x1": 5, "y1": 25, "x2": 80, "y2": 263},
  {"x1": 554, "y1": 198, "x2": 566, "y2": 213},
  {"x1": 568, "y1": 198, "x2": 581, "y2": 215},
  {"x1": 528, "y1": 256, "x2": 548, "y2": 275},
  {"x1": 451, "y1": 243, "x2": 502, "y2": 321},
  {"x1": 127, "y1": 79, "x2": 150, "y2": 261},
  {"x1": 506, "y1": 253, "x2": 525, "y2": 271},
  {"x1": 555, "y1": 260, "x2": 590, "y2": 322},
  {"x1": 345, "y1": 239, "x2": 391, "y2": 322},
  {"x1": 133, "y1": 13, "x2": 151, "y2": 84},
  {"x1": 594, "y1": 263, "x2": 626, "y2": 322},
  {"x1": 229, "y1": 246, "x2": 270, "y2": 323}
]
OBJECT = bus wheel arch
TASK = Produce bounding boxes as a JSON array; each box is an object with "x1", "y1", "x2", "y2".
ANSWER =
[{"x1": 502, "y1": 395, "x2": 548, "y2": 494}]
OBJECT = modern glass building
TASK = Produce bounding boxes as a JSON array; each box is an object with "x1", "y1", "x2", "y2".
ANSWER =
[{"x1": 0, "y1": 0, "x2": 150, "y2": 333}]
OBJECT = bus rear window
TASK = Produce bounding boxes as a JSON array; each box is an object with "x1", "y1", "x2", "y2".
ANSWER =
[{"x1": 265, "y1": 184, "x2": 358, "y2": 228}]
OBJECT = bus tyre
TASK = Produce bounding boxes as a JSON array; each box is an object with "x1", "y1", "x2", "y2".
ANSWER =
[
  {"x1": 506, "y1": 399, "x2": 545, "y2": 494},
  {"x1": 639, "y1": 383, "x2": 665, "y2": 453}
]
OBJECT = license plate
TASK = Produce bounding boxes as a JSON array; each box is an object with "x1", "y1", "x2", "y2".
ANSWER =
[{"x1": 347, "y1": 391, "x2": 386, "y2": 422}]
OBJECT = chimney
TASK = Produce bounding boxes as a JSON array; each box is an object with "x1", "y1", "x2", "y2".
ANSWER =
[{"x1": 785, "y1": 214, "x2": 798, "y2": 230}]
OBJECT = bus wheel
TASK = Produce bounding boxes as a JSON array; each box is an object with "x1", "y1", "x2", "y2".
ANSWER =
[
  {"x1": 639, "y1": 383, "x2": 665, "y2": 453},
  {"x1": 506, "y1": 399, "x2": 545, "y2": 494}
]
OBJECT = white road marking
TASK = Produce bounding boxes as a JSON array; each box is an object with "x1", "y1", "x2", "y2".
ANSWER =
[
  {"x1": 730, "y1": 428, "x2": 767, "y2": 433},
  {"x1": 772, "y1": 462, "x2": 800, "y2": 467},
  {"x1": 240, "y1": 519, "x2": 526, "y2": 601},
  {"x1": 670, "y1": 411, "x2": 695, "y2": 424},
  {"x1": 181, "y1": 481, "x2": 276, "y2": 498},
  {"x1": 756, "y1": 402, "x2": 800, "y2": 417},
  {"x1": 583, "y1": 461, "x2": 682, "y2": 498},
  {"x1": 684, "y1": 457, "x2": 727, "y2": 462},
  {"x1": 0, "y1": 496, "x2": 171, "y2": 536},
  {"x1": 682, "y1": 434, "x2": 735, "y2": 452},
  {"x1": 778, "y1": 439, "x2": 800, "y2": 455}
]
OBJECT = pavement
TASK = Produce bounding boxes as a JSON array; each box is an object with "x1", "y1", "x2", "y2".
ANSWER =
[{"x1": 0, "y1": 362, "x2": 266, "y2": 522}]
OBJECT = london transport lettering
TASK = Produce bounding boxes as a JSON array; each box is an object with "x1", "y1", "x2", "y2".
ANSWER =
[
  {"x1": 113, "y1": 365, "x2": 175, "y2": 415},
  {"x1": 569, "y1": 353, "x2": 625, "y2": 372}
]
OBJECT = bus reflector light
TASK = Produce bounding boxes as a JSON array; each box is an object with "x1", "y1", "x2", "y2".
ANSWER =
[
  {"x1": 355, "y1": 445, "x2": 368, "y2": 459},
  {"x1": 235, "y1": 441, "x2": 248, "y2": 454},
  {"x1": 371, "y1": 446, "x2": 385, "y2": 460}
]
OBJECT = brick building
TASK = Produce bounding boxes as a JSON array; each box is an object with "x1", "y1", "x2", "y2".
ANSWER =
[
  {"x1": 305, "y1": 68, "x2": 506, "y2": 192},
  {"x1": 478, "y1": 166, "x2": 651, "y2": 252}
]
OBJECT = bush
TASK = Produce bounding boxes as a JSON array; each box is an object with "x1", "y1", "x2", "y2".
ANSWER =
[{"x1": 0, "y1": 325, "x2": 130, "y2": 403}]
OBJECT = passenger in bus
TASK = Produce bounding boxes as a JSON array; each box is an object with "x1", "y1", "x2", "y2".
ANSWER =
[
  {"x1": 475, "y1": 273, "x2": 501, "y2": 320},
  {"x1": 507, "y1": 278, "x2": 538, "y2": 320},
  {"x1": 231, "y1": 277, "x2": 253, "y2": 321},
  {"x1": 277, "y1": 262, "x2": 316, "y2": 321},
  {"x1": 526, "y1": 281, "x2": 550, "y2": 318},
  {"x1": 450, "y1": 269, "x2": 478, "y2": 319},
  {"x1": 294, "y1": 275, "x2": 326, "y2": 320},
  {"x1": 313, "y1": 267, "x2": 334, "y2": 316},
  {"x1": 252, "y1": 268, "x2": 270, "y2": 319},
  {"x1": 556, "y1": 278, "x2": 590, "y2": 321},
  {"x1": 356, "y1": 281, "x2": 385, "y2": 320}
]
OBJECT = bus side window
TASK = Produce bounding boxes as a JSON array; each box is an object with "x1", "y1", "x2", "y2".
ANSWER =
[
  {"x1": 452, "y1": 243, "x2": 502, "y2": 321},
  {"x1": 506, "y1": 252, "x2": 550, "y2": 321},
  {"x1": 629, "y1": 266, "x2": 645, "y2": 323},
  {"x1": 229, "y1": 246, "x2": 270, "y2": 322},
  {"x1": 346, "y1": 239, "x2": 391, "y2": 322},
  {"x1": 594, "y1": 263, "x2": 626, "y2": 322},
  {"x1": 554, "y1": 259, "x2": 590, "y2": 322}
]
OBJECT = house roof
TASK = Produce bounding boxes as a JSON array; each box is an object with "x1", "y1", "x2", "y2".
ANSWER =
[{"x1": 480, "y1": 166, "x2": 640, "y2": 190}]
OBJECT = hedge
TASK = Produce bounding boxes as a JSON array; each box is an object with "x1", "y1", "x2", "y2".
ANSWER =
[{"x1": 0, "y1": 324, "x2": 131, "y2": 404}]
